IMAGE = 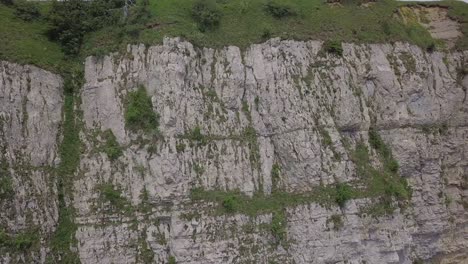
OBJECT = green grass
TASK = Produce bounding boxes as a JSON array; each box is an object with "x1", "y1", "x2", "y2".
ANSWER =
[
  {"x1": 2, "y1": 0, "x2": 468, "y2": 69},
  {"x1": 0, "y1": 4, "x2": 65, "y2": 72},
  {"x1": 191, "y1": 186, "x2": 338, "y2": 216},
  {"x1": 83, "y1": 0, "x2": 452, "y2": 56}
]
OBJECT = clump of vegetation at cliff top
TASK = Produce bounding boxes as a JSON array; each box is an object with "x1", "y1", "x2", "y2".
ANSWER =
[
  {"x1": 264, "y1": 0, "x2": 297, "y2": 19},
  {"x1": 191, "y1": 0, "x2": 222, "y2": 32},
  {"x1": 125, "y1": 85, "x2": 160, "y2": 134},
  {"x1": 323, "y1": 40, "x2": 343, "y2": 56}
]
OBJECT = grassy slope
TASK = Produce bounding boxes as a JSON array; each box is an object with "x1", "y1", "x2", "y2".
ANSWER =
[
  {"x1": 0, "y1": 4, "x2": 64, "y2": 72},
  {"x1": 83, "y1": 0, "x2": 467, "y2": 56},
  {"x1": 1, "y1": 0, "x2": 468, "y2": 69}
]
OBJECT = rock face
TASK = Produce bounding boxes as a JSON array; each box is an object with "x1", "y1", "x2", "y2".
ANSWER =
[
  {"x1": 0, "y1": 61, "x2": 63, "y2": 263},
  {"x1": 1, "y1": 38, "x2": 468, "y2": 263}
]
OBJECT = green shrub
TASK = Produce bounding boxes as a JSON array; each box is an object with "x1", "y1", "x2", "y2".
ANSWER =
[
  {"x1": 14, "y1": 0, "x2": 40, "y2": 21},
  {"x1": 335, "y1": 183, "x2": 353, "y2": 207},
  {"x1": 47, "y1": 0, "x2": 126, "y2": 55},
  {"x1": 264, "y1": 0, "x2": 296, "y2": 19},
  {"x1": 222, "y1": 196, "x2": 238, "y2": 213},
  {"x1": 47, "y1": 0, "x2": 88, "y2": 55},
  {"x1": 102, "y1": 130, "x2": 122, "y2": 161},
  {"x1": 125, "y1": 86, "x2": 160, "y2": 133},
  {"x1": 191, "y1": 0, "x2": 222, "y2": 31},
  {"x1": 323, "y1": 40, "x2": 343, "y2": 56}
]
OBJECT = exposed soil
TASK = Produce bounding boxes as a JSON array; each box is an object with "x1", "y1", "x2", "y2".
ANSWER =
[{"x1": 398, "y1": 5, "x2": 462, "y2": 48}]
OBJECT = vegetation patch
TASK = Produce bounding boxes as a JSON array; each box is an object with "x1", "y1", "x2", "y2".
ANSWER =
[
  {"x1": 351, "y1": 129, "x2": 411, "y2": 216},
  {"x1": 271, "y1": 163, "x2": 281, "y2": 193},
  {"x1": 168, "y1": 256, "x2": 176, "y2": 264},
  {"x1": 192, "y1": 129, "x2": 410, "y2": 218},
  {"x1": 49, "y1": 75, "x2": 82, "y2": 263},
  {"x1": 97, "y1": 183, "x2": 133, "y2": 214},
  {"x1": 264, "y1": 0, "x2": 297, "y2": 19},
  {"x1": 183, "y1": 126, "x2": 208, "y2": 145},
  {"x1": 0, "y1": 160, "x2": 13, "y2": 199},
  {"x1": 269, "y1": 210, "x2": 287, "y2": 243},
  {"x1": 323, "y1": 40, "x2": 343, "y2": 56},
  {"x1": 327, "y1": 214, "x2": 343, "y2": 231},
  {"x1": 335, "y1": 183, "x2": 354, "y2": 208},
  {"x1": 13, "y1": 0, "x2": 40, "y2": 22},
  {"x1": 125, "y1": 85, "x2": 160, "y2": 134},
  {"x1": 191, "y1": 186, "x2": 340, "y2": 216},
  {"x1": 101, "y1": 129, "x2": 122, "y2": 161},
  {"x1": 0, "y1": 228, "x2": 39, "y2": 251},
  {"x1": 191, "y1": 0, "x2": 222, "y2": 32}
]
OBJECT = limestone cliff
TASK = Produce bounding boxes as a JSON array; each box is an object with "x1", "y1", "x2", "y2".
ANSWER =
[
  {"x1": 1, "y1": 38, "x2": 467, "y2": 263},
  {"x1": 0, "y1": 61, "x2": 62, "y2": 263}
]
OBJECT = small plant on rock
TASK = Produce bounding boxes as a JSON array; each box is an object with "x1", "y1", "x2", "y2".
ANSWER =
[
  {"x1": 125, "y1": 85, "x2": 160, "y2": 133},
  {"x1": 323, "y1": 40, "x2": 343, "y2": 56},
  {"x1": 222, "y1": 196, "x2": 238, "y2": 213},
  {"x1": 335, "y1": 182, "x2": 353, "y2": 207}
]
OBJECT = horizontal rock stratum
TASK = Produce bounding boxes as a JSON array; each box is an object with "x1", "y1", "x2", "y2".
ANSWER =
[{"x1": 1, "y1": 38, "x2": 467, "y2": 263}]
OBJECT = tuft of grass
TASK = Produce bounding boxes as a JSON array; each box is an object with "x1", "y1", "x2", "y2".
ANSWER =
[
  {"x1": 328, "y1": 214, "x2": 343, "y2": 231},
  {"x1": 271, "y1": 163, "x2": 281, "y2": 192},
  {"x1": 101, "y1": 129, "x2": 122, "y2": 161},
  {"x1": 125, "y1": 85, "x2": 160, "y2": 134},
  {"x1": 270, "y1": 210, "x2": 287, "y2": 242},
  {"x1": 335, "y1": 183, "x2": 354, "y2": 207},
  {"x1": 184, "y1": 126, "x2": 208, "y2": 145},
  {"x1": 323, "y1": 40, "x2": 343, "y2": 56}
]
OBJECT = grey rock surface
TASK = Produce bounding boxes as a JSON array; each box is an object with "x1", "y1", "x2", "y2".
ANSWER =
[
  {"x1": 75, "y1": 38, "x2": 467, "y2": 263},
  {"x1": 0, "y1": 61, "x2": 63, "y2": 263},
  {"x1": 1, "y1": 37, "x2": 468, "y2": 263}
]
